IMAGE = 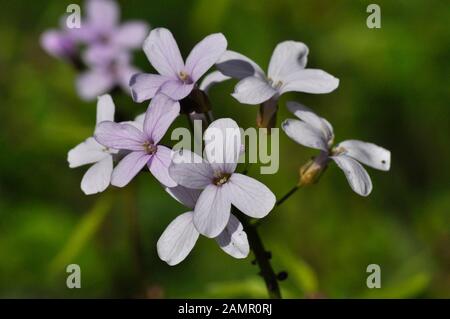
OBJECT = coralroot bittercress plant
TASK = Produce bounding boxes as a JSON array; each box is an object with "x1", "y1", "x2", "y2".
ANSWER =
[{"x1": 44, "y1": 0, "x2": 391, "y2": 299}]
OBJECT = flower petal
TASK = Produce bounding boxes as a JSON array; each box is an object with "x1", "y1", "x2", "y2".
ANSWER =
[
  {"x1": 194, "y1": 184, "x2": 231, "y2": 238},
  {"x1": 81, "y1": 156, "x2": 113, "y2": 195},
  {"x1": 76, "y1": 70, "x2": 115, "y2": 101},
  {"x1": 160, "y1": 79, "x2": 194, "y2": 100},
  {"x1": 268, "y1": 41, "x2": 309, "y2": 80},
  {"x1": 331, "y1": 154, "x2": 373, "y2": 196},
  {"x1": 231, "y1": 76, "x2": 277, "y2": 105},
  {"x1": 129, "y1": 73, "x2": 170, "y2": 103},
  {"x1": 337, "y1": 140, "x2": 391, "y2": 171},
  {"x1": 96, "y1": 94, "x2": 115, "y2": 123},
  {"x1": 169, "y1": 149, "x2": 214, "y2": 189},
  {"x1": 40, "y1": 30, "x2": 75, "y2": 59},
  {"x1": 215, "y1": 214, "x2": 249, "y2": 259},
  {"x1": 199, "y1": 71, "x2": 230, "y2": 93},
  {"x1": 68, "y1": 137, "x2": 108, "y2": 168},
  {"x1": 166, "y1": 185, "x2": 202, "y2": 209},
  {"x1": 95, "y1": 121, "x2": 146, "y2": 151},
  {"x1": 111, "y1": 151, "x2": 151, "y2": 187},
  {"x1": 281, "y1": 119, "x2": 329, "y2": 151},
  {"x1": 148, "y1": 145, "x2": 177, "y2": 187},
  {"x1": 216, "y1": 50, "x2": 265, "y2": 79},
  {"x1": 143, "y1": 27, "x2": 184, "y2": 77},
  {"x1": 185, "y1": 33, "x2": 227, "y2": 81},
  {"x1": 204, "y1": 118, "x2": 241, "y2": 174},
  {"x1": 113, "y1": 21, "x2": 149, "y2": 49},
  {"x1": 226, "y1": 173, "x2": 275, "y2": 218},
  {"x1": 143, "y1": 94, "x2": 180, "y2": 143},
  {"x1": 286, "y1": 101, "x2": 334, "y2": 143},
  {"x1": 157, "y1": 212, "x2": 199, "y2": 266},
  {"x1": 87, "y1": 0, "x2": 119, "y2": 31},
  {"x1": 280, "y1": 69, "x2": 339, "y2": 94}
]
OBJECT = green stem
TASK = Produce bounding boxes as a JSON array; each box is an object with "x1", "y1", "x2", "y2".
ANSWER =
[{"x1": 276, "y1": 184, "x2": 300, "y2": 207}]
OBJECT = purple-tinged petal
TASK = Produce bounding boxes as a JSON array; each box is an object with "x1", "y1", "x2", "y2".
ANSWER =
[
  {"x1": 166, "y1": 185, "x2": 202, "y2": 209},
  {"x1": 169, "y1": 149, "x2": 214, "y2": 189},
  {"x1": 81, "y1": 156, "x2": 113, "y2": 195},
  {"x1": 185, "y1": 33, "x2": 227, "y2": 81},
  {"x1": 68, "y1": 137, "x2": 108, "y2": 168},
  {"x1": 331, "y1": 154, "x2": 373, "y2": 196},
  {"x1": 143, "y1": 94, "x2": 180, "y2": 143},
  {"x1": 76, "y1": 69, "x2": 115, "y2": 101},
  {"x1": 199, "y1": 71, "x2": 230, "y2": 93},
  {"x1": 86, "y1": 0, "x2": 119, "y2": 32},
  {"x1": 83, "y1": 44, "x2": 118, "y2": 67},
  {"x1": 96, "y1": 94, "x2": 115, "y2": 123},
  {"x1": 194, "y1": 184, "x2": 231, "y2": 238},
  {"x1": 227, "y1": 173, "x2": 275, "y2": 218},
  {"x1": 216, "y1": 50, "x2": 265, "y2": 80},
  {"x1": 143, "y1": 28, "x2": 184, "y2": 77},
  {"x1": 40, "y1": 30, "x2": 75, "y2": 59},
  {"x1": 231, "y1": 76, "x2": 277, "y2": 105},
  {"x1": 113, "y1": 21, "x2": 149, "y2": 49},
  {"x1": 215, "y1": 214, "x2": 249, "y2": 259},
  {"x1": 148, "y1": 145, "x2": 177, "y2": 187},
  {"x1": 160, "y1": 79, "x2": 194, "y2": 100},
  {"x1": 111, "y1": 151, "x2": 151, "y2": 187},
  {"x1": 281, "y1": 118, "x2": 329, "y2": 151},
  {"x1": 157, "y1": 212, "x2": 199, "y2": 266},
  {"x1": 117, "y1": 65, "x2": 140, "y2": 93},
  {"x1": 337, "y1": 140, "x2": 391, "y2": 171},
  {"x1": 268, "y1": 41, "x2": 309, "y2": 80},
  {"x1": 280, "y1": 69, "x2": 339, "y2": 94},
  {"x1": 129, "y1": 73, "x2": 170, "y2": 103},
  {"x1": 95, "y1": 121, "x2": 146, "y2": 151}
]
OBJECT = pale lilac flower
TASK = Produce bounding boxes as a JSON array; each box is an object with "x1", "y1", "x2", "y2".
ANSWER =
[
  {"x1": 282, "y1": 102, "x2": 391, "y2": 196},
  {"x1": 68, "y1": 95, "x2": 118, "y2": 195},
  {"x1": 214, "y1": 42, "x2": 339, "y2": 104},
  {"x1": 94, "y1": 94, "x2": 179, "y2": 187},
  {"x1": 157, "y1": 185, "x2": 249, "y2": 265},
  {"x1": 40, "y1": 27, "x2": 77, "y2": 60},
  {"x1": 130, "y1": 28, "x2": 227, "y2": 102},
  {"x1": 169, "y1": 118, "x2": 276, "y2": 238}
]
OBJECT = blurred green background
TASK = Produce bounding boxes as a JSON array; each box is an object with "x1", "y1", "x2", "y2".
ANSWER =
[{"x1": 0, "y1": 0, "x2": 449, "y2": 298}]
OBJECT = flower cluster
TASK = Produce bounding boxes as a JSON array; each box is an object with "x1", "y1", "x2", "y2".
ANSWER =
[{"x1": 54, "y1": 1, "x2": 391, "y2": 267}]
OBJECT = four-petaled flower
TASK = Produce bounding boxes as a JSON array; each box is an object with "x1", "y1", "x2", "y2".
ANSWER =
[
  {"x1": 158, "y1": 185, "x2": 249, "y2": 266},
  {"x1": 68, "y1": 94, "x2": 119, "y2": 195},
  {"x1": 282, "y1": 102, "x2": 391, "y2": 196},
  {"x1": 169, "y1": 118, "x2": 276, "y2": 238},
  {"x1": 130, "y1": 28, "x2": 227, "y2": 102},
  {"x1": 94, "y1": 94, "x2": 179, "y2": 188}
]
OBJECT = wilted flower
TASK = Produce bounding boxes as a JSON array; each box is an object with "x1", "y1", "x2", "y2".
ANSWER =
[
  {"x1": 68, "y1": 95, "x2": 118, "y2": 195},
  {"x1": 169, "y1": 118, "x2": 276, "y2": 238},
  {"x1": 282, "y1": 102, "x2": 390, "y2": 196},
  {"x1": 94, "y1": 94, "x2": 179, "y2": 187},
  {"x1": 157, "y1": 185, "x2": 249, "y2": 265},
  {"x1": 130, "y1": 28, "x2": 227, "y2": 102}
]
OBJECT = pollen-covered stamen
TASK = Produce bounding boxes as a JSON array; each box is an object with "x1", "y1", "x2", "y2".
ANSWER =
[
  {"x1": 268, "y1": 77, "x2": 283, "y2": 90},
  {"x1": 143, "y1": 141, "x2": 157, "y2": 155},
  {"x1": 213, "y1": 172, "x2": 231, "y2": 186},
  {"x1": 178, "y1": 71, "x2": 193, "y2": 84},
  {"x1": 331, "y1": 146, "x2": 346, "y2": 156}
]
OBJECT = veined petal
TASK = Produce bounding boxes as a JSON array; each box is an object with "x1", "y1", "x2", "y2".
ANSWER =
[
  {"x1": 143, "y1": 28, "x2": 184, "y2": 77},
  {"x1": 76, "y1": 70, "x2": 115, "y2": 101},
  {"x1": 280, "y1": 69, "x2": 339, "y2": 94},
  {"x1": 81, "y1": 156, "x2": 113, "y2": 195},
  {"x1": 227, "y1": 173, "x2": 275, "y2": 218},
  {"x1": 204, "y1": 118, "x2": 241, "y2": 174},
  {"x1": 169, "y1": 149, "x2": 214, "y2": 189},
  {"x1": 185, "y1": 33, "x2": 227, "y2": 81},
  {"x1": 160, "y1": 79, "x2": 194, "y2": 100},
  {"x1": 68, "y1": 137, "x2": 108, "y2": 168},
  {"x1": 157, "y1": 212, "x2": 199, "y2": 266},
  {"x1": 216, "y1": 50, "x2": 265, "y2": 79},
  {"x1": 331, "y1": 154, "x2": 373, "y2": 196},
  {"x1": 148, "y1": 145, "x2": 177, "y2": 187},
  {"x1": 337, "y1": 140, "x2": 391, "y2": 171},
  {"x1": 231, "y1": 76, "x2": 277, "y2": 105},
  {"x1": 113, "y1": 21, "x2": 149, "y2": 49},
  {"x1": 268, "y1": 41, "x2": 309, "y2": 80},
  {"x1": 95, "y1": 121, "x2": 146, "y2": 151},
  {"x1": 199, "y1": 71, "x2": 231, "y2": 93},
  {"x1": 215, "y1": 214, "x2": 249, "y2": 259},
  {"x1": 129, "y1": 73, "x2": 171, "y2": 103},
  {"x1": 286, "y1": 101, "x2": 334, "y2": 144},
  {"x1": 96, "y1": 94, "x2": 115, "y2": 123},
  {"x1": 166, "y1": 185, "x2": 202, "y2": 209},
  {"x1": 143, "y1": 94, "x2": 180, "y2": 143},
  {"x1": 194, "y1": 184, "x2": 231, "y2": 238},
  {"x1": 281, "y1": 119, "x2": 329, "y2": 151},
  {"x1": 111, "y1": 151, "x2": 151, "y2": 187}
]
